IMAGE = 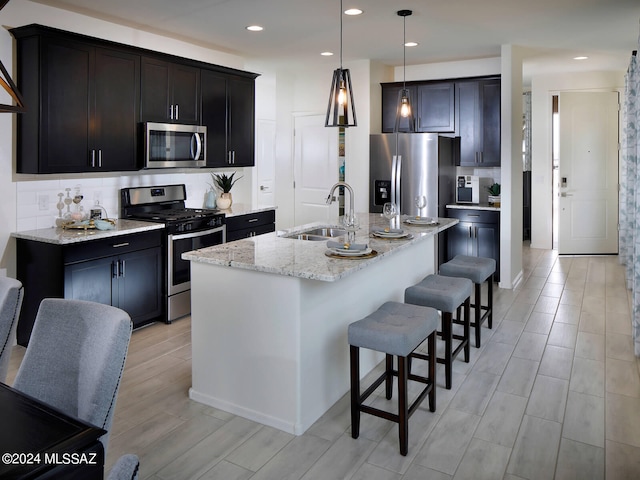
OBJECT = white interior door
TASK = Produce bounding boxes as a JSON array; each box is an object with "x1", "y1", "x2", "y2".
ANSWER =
[
  {"x1": 557, "y1": 91, "x2": 619, "y2": 254},
  {"x1": 293, "y1": 114, "x2": 339, "y2": 226},
  {"x1": 256, "y1": 119, "x2": 276, "y2": 208}
]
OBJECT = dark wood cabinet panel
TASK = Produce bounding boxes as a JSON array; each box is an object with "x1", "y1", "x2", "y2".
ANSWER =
[
  {"x1": 13, "y1": 28, "x2": 140, "y2": 173},
  {"x1": 381, "y1": 81, "x2": 454, "y2": 133},
  {"x1": 16, "y1": 230, "x2": 163, "y2": 346},
  {"x1": 455, "y1": 78, "x2": 501, "y2": 167},
  {"x1": 201, "y1": 70, "x2": 256, "y2": 167},
  {"x1": 141, "y1": 57, "x2": 200, "y2": 124},
  {"x1": 225, "y1": 210, "x2": 275, "y2": 242},
  {"x1": 446, "y1": 209, "x2": 500, "y2": 281}
]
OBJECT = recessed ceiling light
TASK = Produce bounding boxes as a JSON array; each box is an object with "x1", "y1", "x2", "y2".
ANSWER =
[
  {"x1": 344, "y1": 8, "x2": 363, "y2": 15},
  {"x1": 246, "y1": 25, "x2": 263, "y2": 32},
  {"x1": 321, "y1": 51, "x2": 334, "y2": 56},
  {"x1": 404, "y1": 42, "x2": 418, "y2": 47},
  {"x1": 573, "y1": 56, "x2": 588, "y2": 60}
]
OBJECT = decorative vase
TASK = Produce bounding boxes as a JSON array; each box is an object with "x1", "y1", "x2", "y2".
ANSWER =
[
  {"x1": 217, "y1": 192, "x2": 232, "y2": 210},
  {"x1": 488, "y1": 195, "x2": 501, "y2": 207},
  {"x1": 204, "y1": 189, "x2": 217, "y2": 209}
]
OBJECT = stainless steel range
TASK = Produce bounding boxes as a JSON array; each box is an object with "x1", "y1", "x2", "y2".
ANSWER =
[{"x1": 121, "y1": 184, "x2": 225, "y2": 323}]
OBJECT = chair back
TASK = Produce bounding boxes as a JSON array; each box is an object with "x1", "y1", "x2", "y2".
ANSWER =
[
  {"x1": 13, "y1": 298, "x2": 132, "y2": 454},
  {"x1": 0, "y1": 277, "x2": 23, "y2": 383}
]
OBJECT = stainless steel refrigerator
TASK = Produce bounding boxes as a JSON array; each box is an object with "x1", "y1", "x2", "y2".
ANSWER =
[{"x1": 369, "y1": 133, "x2": 458, "y2": 218}]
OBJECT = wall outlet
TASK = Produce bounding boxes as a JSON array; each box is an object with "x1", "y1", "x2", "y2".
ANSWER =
[
  {"x1": 93, "y1": 191, "x2": 102, "y2": 205},
  {"x1": 38, "y1": 194, "x2": 49, "y2": 211}
]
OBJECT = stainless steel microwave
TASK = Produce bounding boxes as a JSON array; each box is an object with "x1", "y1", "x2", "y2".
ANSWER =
[{"x1": 143, "y1": 122, "x2": 207, "y2": 169}]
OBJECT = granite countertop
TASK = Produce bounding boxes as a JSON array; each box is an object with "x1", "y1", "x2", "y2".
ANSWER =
[
  {"x1": 11, "y1": 219, "x2": 165, "y2": 245},
  {"x1": 446, "y1": 203, "x2": 501, "y2": 212},
  {"x1": 212, "y1": 203, "x2": 276, "y2": 218},
  {"x1": 183, "y1": 213, "x2": 458, "y2": 282}
]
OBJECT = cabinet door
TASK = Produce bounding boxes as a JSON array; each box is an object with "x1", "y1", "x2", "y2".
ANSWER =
[
  {"x1": 116, "y1": 248, "x2": 163, "y2": 327},
  {"x1": 456, "y1": 81, "x2": 480, "y2": 167},
  {"x1": 64, "y1": 256, "x2": 115, "y2": 306},
  {"x1": 416, "y1": 82, "x2": 454, "y2": 132},
  {"x1": 171, "y1": 64, "x2": 200, "y2": 124},
  {"x1": 141, "y1": 57, "x2": 171, "y2": 123},
  {"x1": 93, "y1": 48, "x2": 140, "y2": 171},
  {"x1": 446, "y1": 222, "x2": 473, "y2": 260},
  {"x1": 381, "y1": 84, "x2": 417, "y2": 133},
  {"x1": 478, "y1": 79, "x2": 501, "y2": 166},
  {"x1": 201, "y1": 69, "x2": 228, "y2": 167},
  {"x1": 41, "y1": 39, "x2": 93, "y2": 173},
  {"x1": 227, "y1": 75, "x2": 255, "y2": 166}
]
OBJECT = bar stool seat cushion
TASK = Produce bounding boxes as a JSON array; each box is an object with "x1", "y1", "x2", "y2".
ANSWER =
[
  {"x1": 439, "y1": 255, "x2": 496, "y2": 284},
  {"x1": 405, "y1": 274, "x2": 472, "y2": 313},
  {"x1": 348, "y1": 301, "x2": 438, "y2": 357}
]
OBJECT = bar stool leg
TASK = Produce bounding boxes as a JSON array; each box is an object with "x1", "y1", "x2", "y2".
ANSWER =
[
  {"x1": 464, "y1": 297, "x2": 471, "y2": 362},
  {"x1": 385, "y1": 354, "x2": 393, "y2": 400},
  {"x1": 488, "y1": 277, "x2": 494, "y2": 329},
  {"x1": 442, "y1": 312, "x2": 453, "y2": 389},
  {"x1": 428, "y1": 330, "x2": 436, "y2": 412},
  {"x1": 474, "y1": 283, "x2": 482, "y2": 347},
  {"x1": 398, "y1": 356, "x2": 408, "y2": 456},
  {"x1": 350, "y1": 345, "x2": 360, "y2": 439}
]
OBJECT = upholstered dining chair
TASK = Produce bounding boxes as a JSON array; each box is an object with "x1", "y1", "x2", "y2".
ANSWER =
[
  {"x1": 0, "y1": 276, "x2": 24, "y2": 383},
  {"x1": 107, "y1": 454, "x2": 139, "y2": 480},
  {"x1": 13, "y1": 298, "x2": 132, "y2": 456}
]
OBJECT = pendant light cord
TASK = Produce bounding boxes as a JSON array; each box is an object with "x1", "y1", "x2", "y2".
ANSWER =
[
  {"x1": 340, "y1": 0, "x2": 343, "y2": 70},
  {"x1": 403, "y1": 14, "x2": 406, "y2": 90}
]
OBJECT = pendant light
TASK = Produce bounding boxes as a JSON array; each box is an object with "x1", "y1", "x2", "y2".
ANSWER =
[
  {"x1": 325, "y1": 0, "x2": 357, "y2": 127},
  {"x1": 394, "y1": 10, "x2": 414, "y2": 132}
]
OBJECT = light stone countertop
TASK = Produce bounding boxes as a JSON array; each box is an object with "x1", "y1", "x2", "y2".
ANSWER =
[
  {"x1": 11, "y1": 219, "x2": 165, "y2": 245},
  {"x1": 209, "y1": 203, "x2": 276, "y2": 218},
  {"x1": 446, "y1": 203, "x2": 501, "y2": 211},
  {"x1": 183, "y1": 213, "x2": 458, "y2": 282}
]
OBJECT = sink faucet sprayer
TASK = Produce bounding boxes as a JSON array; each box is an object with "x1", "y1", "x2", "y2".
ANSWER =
[{"x1": 326, "y1": 182, "x2": 357, "y2": 241}]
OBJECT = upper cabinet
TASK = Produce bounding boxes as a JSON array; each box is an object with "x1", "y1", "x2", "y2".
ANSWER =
[
  {"x1": 13, "y1": 27, "x2": 141, "y2": 173},
  {"x1": 381, "y1": 81, "x2": 454, "y2": 133},
  {"x1": 141, "y1": 57, "x2": 200, "y2": 124},
  {"x1": 455, "y1": 77, "x2": 501, "y2": 167},
  {"x1": 11, "y1": 24, "x2": 258, "y2": 174},
  {"x1": 201, "y1": 70, "x2": 256, "y2": 167}
]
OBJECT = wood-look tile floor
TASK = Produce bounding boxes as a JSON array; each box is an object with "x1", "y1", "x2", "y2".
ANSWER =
[{"x1": 7, "y1": 244, "x2": 640, "y2": 479}]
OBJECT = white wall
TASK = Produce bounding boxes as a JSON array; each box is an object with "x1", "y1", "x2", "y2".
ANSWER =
[{"x1": 530, "y1": 70, "x2": 625, "y2": 250}]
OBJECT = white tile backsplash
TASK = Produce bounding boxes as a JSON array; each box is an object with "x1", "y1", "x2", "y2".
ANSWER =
[{"x1": 15, "y1": 169, "x2": 250, "y2": 231}]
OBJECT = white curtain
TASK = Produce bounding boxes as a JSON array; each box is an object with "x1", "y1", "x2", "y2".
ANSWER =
[{"x1": 620, "y1": 45, "x2": 640, "y2": 355}]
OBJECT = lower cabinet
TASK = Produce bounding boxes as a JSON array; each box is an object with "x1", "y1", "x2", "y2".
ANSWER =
[
  {"x1": 16, "y1": 230, "x2": 163, "y2": 346},
  {"x1": 226, "y1": 210, "x2": 276, "y2": 242},
  {"x1": 446, "y1": 209, "x2": 500, "y2": 281}
]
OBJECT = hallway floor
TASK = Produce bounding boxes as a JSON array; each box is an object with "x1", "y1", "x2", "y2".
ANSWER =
[{"x1": 7, "y1": 245, "x2": 640, "y2": 479}]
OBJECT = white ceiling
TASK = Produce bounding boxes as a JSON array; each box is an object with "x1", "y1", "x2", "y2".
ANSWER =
[{"x1": 28, "y1": 0, "x2": 640, "y2": 79}]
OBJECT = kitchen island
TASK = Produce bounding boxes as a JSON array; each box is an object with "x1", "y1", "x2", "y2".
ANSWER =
[{"x1": 183, "y1": 214, "x2": 457, "y2": 435}]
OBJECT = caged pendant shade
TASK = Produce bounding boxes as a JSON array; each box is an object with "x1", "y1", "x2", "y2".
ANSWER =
[
  {"x1": 325, "y1": 0, "x2": 357, "y2": 127},
  {"x1": 394, "y1": 9, "x2": 414, "y2": 132}
]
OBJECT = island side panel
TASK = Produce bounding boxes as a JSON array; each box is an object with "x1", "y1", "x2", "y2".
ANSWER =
[
  {"x1": 189, "y1": 261, "x2": 302, "y2": 434},
  {"x1": 298, "y1": 235, "x2": 436, "y2": 432}
]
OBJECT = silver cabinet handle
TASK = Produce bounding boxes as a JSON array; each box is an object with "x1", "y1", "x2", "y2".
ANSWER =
[
  {"x1": 120, "y1": 259, "x2": 125, "y2": 277},
  {"x1": 170, "y1": 105, "x2": 174, "y2": 120},
  {"x1": 98, "y1": 149, "x2": 102, "y2": 168},
  {"x1": 112, "y1": 242, "x2": 130, "y2": 248},
  {"x1": 91, "y1": 150, "x2": 96, "y2": 168},
  {"x1": 248, "y1": 218, "x2": 259, "y2": 223},
  {"x1": 175, "y1": 104, "x2": 179, "y2": 120},
  {"x1": 232, "y1": 151, "x2": 235, "y2": 164}
]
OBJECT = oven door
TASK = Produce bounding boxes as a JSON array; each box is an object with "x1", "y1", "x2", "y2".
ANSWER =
[{"x1": 168, "y1": 226, "x2": 226, "y2": 296}]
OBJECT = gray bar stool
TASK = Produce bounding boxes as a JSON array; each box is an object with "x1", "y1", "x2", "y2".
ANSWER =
[
  {"x1": 439, "y1": 255, "x2": 496, "y2": 348},
  {"x1": 348, "y1": 301, "x2": 438, "y2": 456},
  {"x1": 404, "y1": 274, "x2": 472, "y2": 389}
]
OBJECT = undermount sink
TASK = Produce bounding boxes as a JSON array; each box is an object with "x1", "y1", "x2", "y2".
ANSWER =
[{"x1": 281, "y1": 226, "x2": 348, "y2": 241}]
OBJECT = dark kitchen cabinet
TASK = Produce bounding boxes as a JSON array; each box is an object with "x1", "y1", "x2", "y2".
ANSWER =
[
  {"x1": 16, "y1": 230, "x2": 163, "y2": 346},
  {"x1": 141, "y1": 57, "x2": 200, "y2": 124},
  {"x1": 455, "y1": 77, "x2": 501, "y2": 167},
  {"x1": 225, "y1": 210, "x2": 276, "y2": 242},
  {"x1": 12, "y1": 26, "x2": 140, "y2": 173},
  {"x1": 381, "y1": 81, "x2": 454, "y2": 133},
  {"x1": 201, "y1": 69, "x2": 256, "y2": 167},
  {"x1": 446, "y1": 208, "x2": 500, "y2": 281}
]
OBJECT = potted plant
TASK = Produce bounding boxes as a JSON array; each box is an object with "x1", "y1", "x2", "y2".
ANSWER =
[
  {"x1": 210, "y1": 171, "x2": 243, "y2": 209},
  {"x1": 486, "y1": 182, "x2": 501, "y2": 207}
]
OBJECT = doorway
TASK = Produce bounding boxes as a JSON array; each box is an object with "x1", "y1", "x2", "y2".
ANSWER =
[{"x1": 554, "y1": 91, "x2": 619, "y2": 255}]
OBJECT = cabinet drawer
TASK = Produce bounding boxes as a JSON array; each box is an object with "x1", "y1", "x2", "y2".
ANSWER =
[
  {"x1": 446, "y1": 209, "x2": 499, "y2": 224},
  {"x1": 226, "y1": 223, "x2": 275, "y2": 242},
  {"x1": 63, "y1": 229, "x2": 163, "y2": 264},
  {"x1": 225, "y1": 210, "x2": 275, "y2": 232}
]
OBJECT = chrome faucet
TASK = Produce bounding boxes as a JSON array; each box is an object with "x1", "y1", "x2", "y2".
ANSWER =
[{"x1": 326, "y1": 182, "x2": 357, "y2": 237}]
